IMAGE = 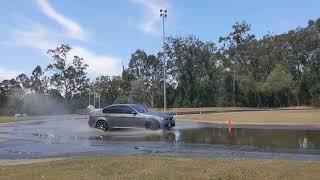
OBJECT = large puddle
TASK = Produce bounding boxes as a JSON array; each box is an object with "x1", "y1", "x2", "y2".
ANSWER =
[
  {"x1": 90, "y1": 128, "x2": 320, "y2": 150},
  {"x1": 1, "y1": 116, "x2": 320, "y2": 160}
]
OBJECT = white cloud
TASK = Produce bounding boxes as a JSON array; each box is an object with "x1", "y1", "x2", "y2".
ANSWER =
[
  {"x1": 12, "y1": 21, "x2": 59, "y2": 50},
  {"x1": 7, "y1": 21, "x2": 121, "y2": 77},
  {"x1": 35, "y1": 0, "x2": 87, "y2": 41},
  {"x1": 131, "y1": 0, "x2": 169, "y2": 35},
  {"x1": 0, "y1": 67, "x2": 19, "y2": 81},
  {"x1": 2, "y1": 1, "x2": 122, "y2": 77},
  {"x1": 72, "y1": 46, "x2": 122, "y2": 76}
]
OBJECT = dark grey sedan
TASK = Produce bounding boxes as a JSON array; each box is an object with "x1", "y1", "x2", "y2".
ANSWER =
[{"x1": 88, "y1": 104, "x2": 175, "y2": 131}]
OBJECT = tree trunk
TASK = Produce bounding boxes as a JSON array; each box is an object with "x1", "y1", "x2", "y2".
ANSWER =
[
  {"x1": 151, "y1": 88, "x2": 154, "y2": 108},
  {"x1": 287, "y1": 90, "x2": 290, "y2": 106},
  {"x1": 295, "y1": 94, "x2": 300, "y2": 106},
  {"x1": 275, "y1": 94, "x2": 281, "y2": 107},
  {"x1": 232, "y1": 71, "x2": 236, "y2": 106},
  {"x1": 272, "y1": 94, "x2": 274, "y2": 107}
]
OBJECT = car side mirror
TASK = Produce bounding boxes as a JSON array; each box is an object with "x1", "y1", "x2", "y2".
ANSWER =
[{"x1": 131, "y1": 111, "x2": 137, "y2": 115}]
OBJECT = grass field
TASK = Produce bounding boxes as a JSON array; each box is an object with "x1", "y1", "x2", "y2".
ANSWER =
[
  {"x1": 0, "y1": 116, "x2": 20, "y2": 123},
  {"x1": 0, "y1": 116, "x2": 32, "y2": 123},
  {"x1": 0, "y1": 155, "x2": 319, "y2": 180},
  {"x1": 153, "y1": 106, "x2": 313, "y2": 113},
  {"x1": 176, "y1": 109, "x2": 320, "y2": 125},
  {"x1": 0, "y1": 107, "x2": 319, "y2": 126}
]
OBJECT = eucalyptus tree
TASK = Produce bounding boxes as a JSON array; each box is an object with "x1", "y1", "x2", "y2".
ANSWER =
[
  {"x1": 219, "y1": 21, "x2": 256, "y2": 106},
  {"x1": 165, "y1": 35, "x2": 219, "y2": 107},
  {"x1": 46, "y1": 44, "x2": 89, "y2": 104},
  {"x1": 128, "y1": 49, "x2": 163, "y2": 107},
  {"x1": 30, "y1": 66, "x2": 48, "y2": 94}
]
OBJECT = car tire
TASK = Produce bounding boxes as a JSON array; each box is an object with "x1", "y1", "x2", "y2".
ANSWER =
[
  {"x1": 145, "y1": 120, "x2": 160, "y2": 130},
  {"x1": 96, "y1": 120, "x2": 108, "y2": 131}
]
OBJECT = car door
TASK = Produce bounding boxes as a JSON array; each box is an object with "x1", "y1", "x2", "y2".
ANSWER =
[
  {"x1": 131, "y1": 113, "x2": 146, "y2": 127},
  {"x1": 116, "y1": 105, "x2": 137, "y2": 127},
  {"x1": 129, "y1": 104, "x2": 148, "y2": 127},
  {"x1": 102, "y1": 106, "x2": 119, "y2": 127},
  {"x1": 102, "y1": 105, "x2": 138, "y2": 128},
  {"x1": 105, "y1": 105, "x2": 137, "y2": 127}
]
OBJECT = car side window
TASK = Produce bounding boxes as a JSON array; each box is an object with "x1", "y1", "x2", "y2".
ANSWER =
[
  {"x1": 118, "y1": 106, "x2": 134, "y2": 114},
  {"x1": 102, "y1": 106, "x2": 116, "y2": 113},
  {"x1": 102, "y1": 106, "x2": 134, "y2": 114}
]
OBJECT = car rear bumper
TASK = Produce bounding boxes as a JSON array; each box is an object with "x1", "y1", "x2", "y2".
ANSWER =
[{"x1": 88, "y1": 117, "x2": 96, "y2": 128}]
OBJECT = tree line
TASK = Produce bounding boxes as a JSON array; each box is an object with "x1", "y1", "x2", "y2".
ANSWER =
[{"x1": 1, "y1": 19, "x2": 320, "y2": 115}]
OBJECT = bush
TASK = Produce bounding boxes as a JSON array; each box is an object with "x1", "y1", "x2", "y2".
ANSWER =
[
  {"x1": 312, "y1": 96, "x2": 320, "y2": 107},
  {"x1": 114, "y1": 95, "x2": 130, "y2": 104},
  {"x1": 311, "y1": 83, "x2": 320, "y2": 107}
]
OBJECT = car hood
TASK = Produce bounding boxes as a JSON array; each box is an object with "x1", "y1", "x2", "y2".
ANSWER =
[{"x1": 143, "y1": 111, "x2": 172, "y2": 118}]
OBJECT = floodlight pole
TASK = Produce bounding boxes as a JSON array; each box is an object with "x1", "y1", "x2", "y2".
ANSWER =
[
  {"x1": 160, "y1": 9, "x2": 167, "y2": 111},
  {"x1": 93, "y1": 93, "x2": 96, "y2": 108},
  {"x1": 88, "y1": 92, "x2": 91, "y2": 106},
  {"x1": 98, "y1": 95, "x2": 101, "y2": 108}
]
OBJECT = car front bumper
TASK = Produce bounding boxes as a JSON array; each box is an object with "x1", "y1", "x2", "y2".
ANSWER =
[{"x1": 160, "y1": 117, "x2": 175, "y2": 129}]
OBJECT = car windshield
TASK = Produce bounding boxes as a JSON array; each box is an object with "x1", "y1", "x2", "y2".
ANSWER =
[{"x1": 131, "y1": 104, "x2": 148, "y2": 113}]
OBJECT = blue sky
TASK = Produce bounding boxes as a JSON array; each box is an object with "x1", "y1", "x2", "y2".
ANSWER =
[{"x1": 0, "y1": 0, "x2": 320, "y2": 80}]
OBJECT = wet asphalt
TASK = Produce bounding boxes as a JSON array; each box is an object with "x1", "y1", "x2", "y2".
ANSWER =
[{"x1": 1, "y1": 115, "x2": 320, "y2": 160}]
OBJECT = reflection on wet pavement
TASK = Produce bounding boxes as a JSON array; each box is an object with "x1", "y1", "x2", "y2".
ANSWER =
[
  {"x1": 88, "y1": 128, "x2": 320, "y2": 149},
  {"x1": 174, "y1": 128, "x2": 320, "y2": 149},
  {"x1": 1, "y1": 115, "x2": 320, "y2": 159}
]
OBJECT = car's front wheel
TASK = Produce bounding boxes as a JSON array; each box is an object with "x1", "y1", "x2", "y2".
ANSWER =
[
  {"x1": 145, "y1": 120, "x2": 160, "y2": 130},
  {"x1": 96, "y1": 120, "x2": 108, "y2": 131}
]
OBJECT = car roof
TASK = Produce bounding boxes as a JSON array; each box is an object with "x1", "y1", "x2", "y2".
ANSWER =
[{"x1": 104, "y1": 104, "x2": 142, "y2": 108}]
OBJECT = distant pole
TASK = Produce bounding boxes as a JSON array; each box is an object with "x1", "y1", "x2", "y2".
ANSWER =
[
  {"x1": 98, "y1": 94, "x2": 101, "y2": 108},
  {"x1": 93, "y1": 93, "x2": 96, "y2": 108},
  {"x1": 160, "y1": 9, "x2": 167, "y2": 111},
  {"x1": 122, "y1": 59, "x2": 125, "y2": 73},
  {"x1": 88, "y1": 92, "x2": 91, "y2": 106}
]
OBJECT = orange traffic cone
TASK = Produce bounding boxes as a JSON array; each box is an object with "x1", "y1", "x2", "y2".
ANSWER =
[
  {"x1": 226, "y1": 120, "x2": 232, "y2": 134},
  {"x1": 226, "y1": 120, "x2": 232, "y2": 126}
]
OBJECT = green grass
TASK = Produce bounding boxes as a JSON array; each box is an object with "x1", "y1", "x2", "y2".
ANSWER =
[
  {"x1": 0, "y1": 107, "x2": 319, "y2": 126},
  {"x1": 1, "y1": 155, "x2": 320, "y2": 180},
  {"x1": 0, "y1": 116, "x2": 19, "y2": 123},
  {"x1": 153, "y1": 106, "x2": 314, "y2": 113},
  {"x1": 177, "y1": 109, "x2": 320, "y2": 125},
  {"x1": 0, "y1": 116, "x2": 33, "y2": 123}
]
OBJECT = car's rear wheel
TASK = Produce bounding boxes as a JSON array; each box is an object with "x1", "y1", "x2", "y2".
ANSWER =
[
  {"x1": 96, "y1": 120, "x2": 108, "y2": 131},
  {"x1": 145, "y1": 120, "x2": 160, "y2": 130}
]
